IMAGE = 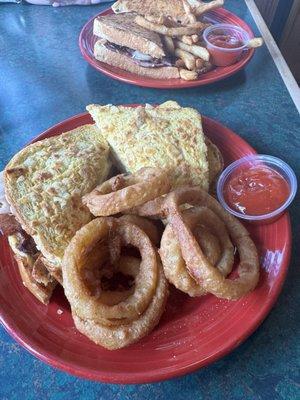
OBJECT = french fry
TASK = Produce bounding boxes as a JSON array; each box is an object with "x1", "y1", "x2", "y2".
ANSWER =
[
  {"x1": 175, "y1": 48, "x2": 196, "y2": 70},
  {"x1": 164, "y1": 17, "x2": 179, "y2": 28},
  {"x1": 193, "y1": 0, "x2": 224, "y2": 16},
  {"x1": 175, "y1": 59, "x2": 186, "y2": 68},
  {"x1": 175, "y1": 40, "x2": 210, "y2": 61},
  {"x1": 179, "y1": 68, "x2": 198, "y2": 80},
  {"x1": 191, "y1": 34, "x2": 199, "y2": 43},
  {"x1": 181, "y1": 35, "x2": 193, "y2": 45},
  {"x1": 247, "y1": 37, "x2": 264, "y2": 48},
  {"x1": 180, "y1": 33, "x2": 204, "y2": 45},
  {"x1": 145, "y1": 14, "x2": 165, "y2": 25},
  {"x1": 135, "y1": 15, "x2": 206, "y2": 36},
  {"x1": 181, "y1": 0, "x2": 197, "y2": 23},
  {"x1": 162, "y1": 36, "x2": 175, "y2": 55}
]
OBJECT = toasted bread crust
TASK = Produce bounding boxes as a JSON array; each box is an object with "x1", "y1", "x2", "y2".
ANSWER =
[
  {"x1": 205, "y1": 137, "x2": 224, "y2": 188},
  {"x1": 94, "y1": 41, "x2": 180, "y2": 79},
  {"x1": 94, "y1": 14, "x2": 165, "y2": 59},
  {"x1": 41, "y1": 256, "x2": 63, "y2": 285}
]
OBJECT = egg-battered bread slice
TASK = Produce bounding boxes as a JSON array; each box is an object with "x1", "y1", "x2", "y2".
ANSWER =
[
  {"x1": 4, "y1": 124, "x2": 111, "y2": 272},
  {"x1": 87, "y1": 101, "x2": 209, "y2": 190},
  {"x1": 5, "y1": 125, "x2": 108, "y2": 201}
]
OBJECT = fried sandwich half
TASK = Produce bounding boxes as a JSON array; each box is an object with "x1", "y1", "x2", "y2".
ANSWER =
[
  {"x1": 87, "y1": 101, "x2": 210, "y2": 191},
  {"x1": 3, "y1": 124, "x2": 111, "y2": 299}
]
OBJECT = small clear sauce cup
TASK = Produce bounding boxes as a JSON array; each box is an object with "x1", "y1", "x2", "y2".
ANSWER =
[
  {"x1": 203, "y1": 23, "x2": 251, "y2": 67},
  {"x1": 216, "y1": 155, "x2": 297, "y2": 224}
]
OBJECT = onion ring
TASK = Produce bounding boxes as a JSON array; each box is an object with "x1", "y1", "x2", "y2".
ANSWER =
[
  {"x1": 83, "y1": 167, "x2": 172, "y2": 217},
  {"x1": 205, "y1": 137, "x2": 224, "y2": 192},
  {"x1": 164, "y1": 187, "x2": 259, "y2": 300},
  {"x1": 128, "y1": 195, "x2": 166, "y2": 219},
  {"x1": 160, "y1": 207, "x2": 234, "y2": 296},
  {"x1": 73, "y1": 262, "x2": 168, "y2": 350},
  {"x1": 108, "y1": 234, "x2": 122, "y2": 267},
  {"x1": 194, "y1": 226, "x2": 221, "y2": 267},
  {"x1": 62, "y1": 217, "x2": 158, "y2": 323},
  {"x1": 119, "y1": 214, "x2": 161, "y2": 247}
]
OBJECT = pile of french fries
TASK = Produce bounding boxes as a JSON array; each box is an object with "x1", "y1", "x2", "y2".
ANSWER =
[{"x1": 134, "y1": 0, "x2": 225, "y2": 80}]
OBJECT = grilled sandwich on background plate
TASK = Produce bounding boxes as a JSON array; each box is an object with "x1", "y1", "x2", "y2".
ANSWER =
[
  {"x1": 93, "y1": 13, "x2": 180, "y2": 79},
  {"x1": 1, "y1": 125, "x2": 110, "y2": 303},
  {"x1": 112, "y1": 0, "x2": 224, "y2": 22}
]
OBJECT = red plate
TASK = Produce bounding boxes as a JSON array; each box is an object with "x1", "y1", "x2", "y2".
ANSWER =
[
  {"x1": 79, "y1": 8, "x2": 255, "y2": 89},
  {"x1": 0, "y1": 111, "x2": 291, "y2": 384}
]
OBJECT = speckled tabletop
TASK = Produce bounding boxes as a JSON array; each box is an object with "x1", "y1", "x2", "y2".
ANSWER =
[{"x1": 0, "y1": 1, "x2": 299, "y2": 399}]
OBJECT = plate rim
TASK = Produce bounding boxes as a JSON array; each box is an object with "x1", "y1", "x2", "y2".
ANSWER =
[
  {"x1": 79, "y1": 7, "x2": 255, "y2": 89},
  {"x1": 0, "y1": 111, "x2": 292, "y2": 384}
]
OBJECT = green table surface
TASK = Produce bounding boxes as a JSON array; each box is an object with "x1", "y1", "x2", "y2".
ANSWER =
[{"x1": 0, "y1": 1, "x2": 299, "y2": 399}]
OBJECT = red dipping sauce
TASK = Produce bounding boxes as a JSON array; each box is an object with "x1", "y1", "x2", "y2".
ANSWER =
[
  {"x1": 203, "y1": 24, "x2": 249, "y2": 67},
  {"x1": 224, "y1": 165, "x2": 290, "y2": 216},
  {"x1": 208, "y1": 34, "x2": 244, "y2": 49}
]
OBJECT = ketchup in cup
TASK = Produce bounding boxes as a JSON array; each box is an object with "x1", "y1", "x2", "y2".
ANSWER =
[
  {"x1": 217, "y1": 155, "x2": 297, "y2": 224},
  {"x1": 224, "y1": 166, "x2": 290, "y2": 215},
  {"x1": 203, "y1": 24, "x2": 250, "y2": 67}
]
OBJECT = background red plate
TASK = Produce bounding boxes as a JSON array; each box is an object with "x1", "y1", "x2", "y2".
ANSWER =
[
  {"x1": 79, "y1": 8, "x2": 255, "y2": 88},
  {"x1": 0, "y1": 111, "x2": 291, "y2": 384}
]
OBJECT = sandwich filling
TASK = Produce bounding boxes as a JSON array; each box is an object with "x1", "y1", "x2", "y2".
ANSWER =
[
  {"x1": 102, "y1": 41, "x2": 174, "y2": 68},
  {"x1": 13, "y1": 230, "x2": 37, "y2": 256}
]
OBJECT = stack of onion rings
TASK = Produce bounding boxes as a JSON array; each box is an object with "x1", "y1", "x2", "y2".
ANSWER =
[
  {"x1": 124, "y1": 184, "x2": 259, "y2": 299},
  {"x1": 73, "y1": 263, "x2": 168, "y2": 350},
  {"x1": 134, "y1": 186, "x2": 259, "y2": 300},
  {"x1": 63, "y1": 167, "x2": 260, "y2": 349},
  {"x1": 163, "y1": 187, "x2": 259, "y2": 300},
  {"x1": 62, "y1": 217, "x2": 168, "y2": 349}
]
